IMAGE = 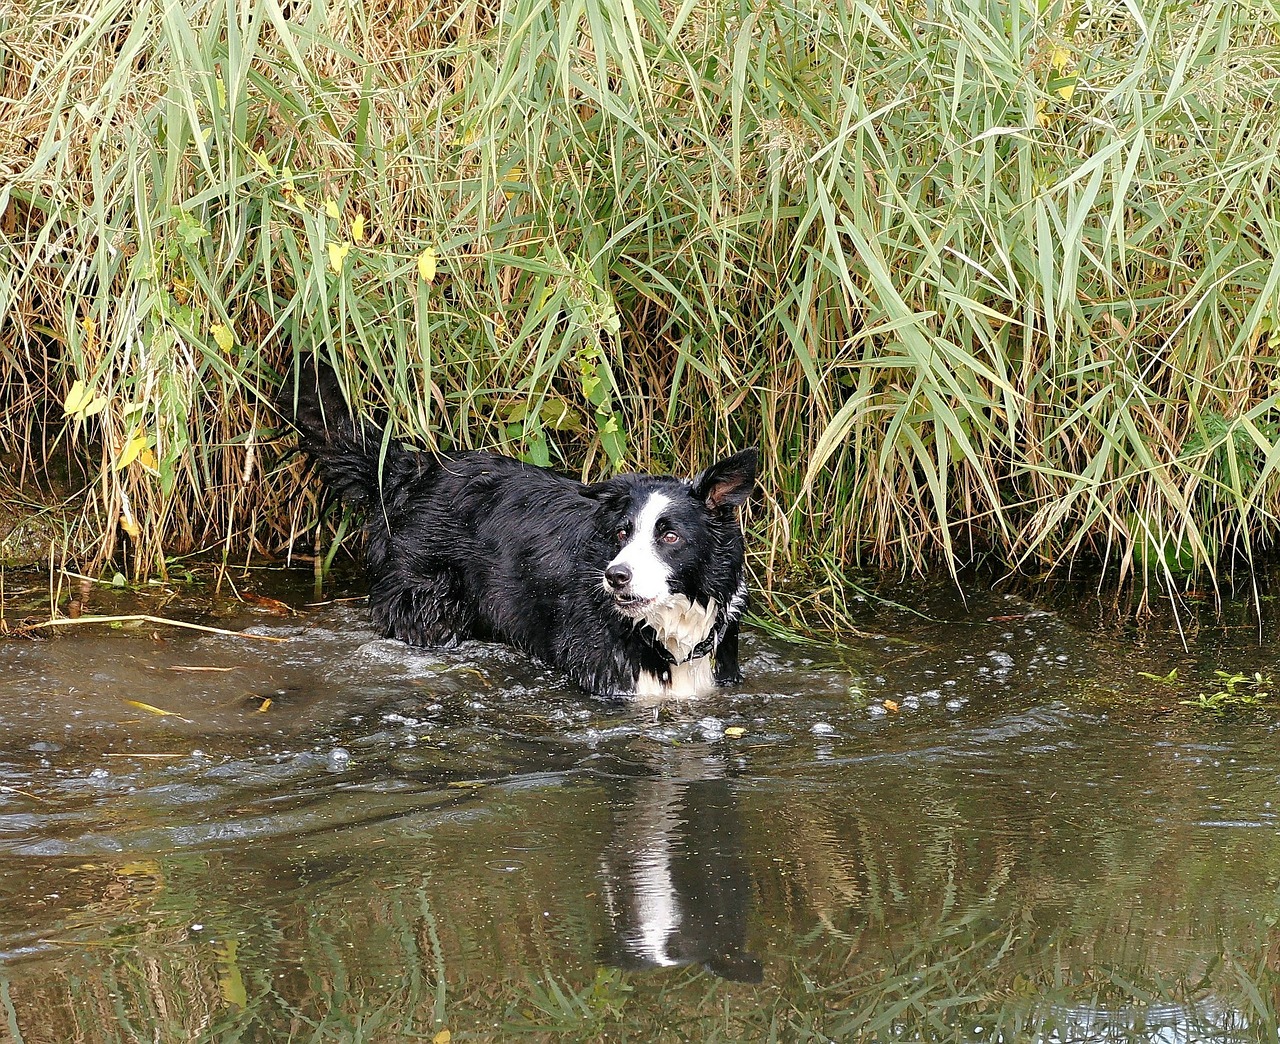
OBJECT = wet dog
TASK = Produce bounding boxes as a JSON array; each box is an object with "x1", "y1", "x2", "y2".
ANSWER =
[{"x1": 290, "y1": 362, "x2": 757, "y2": 697}]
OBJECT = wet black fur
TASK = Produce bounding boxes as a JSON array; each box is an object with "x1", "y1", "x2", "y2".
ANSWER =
[{"x1": 290, "y1": 361, "x2": 757, "y2": 696}]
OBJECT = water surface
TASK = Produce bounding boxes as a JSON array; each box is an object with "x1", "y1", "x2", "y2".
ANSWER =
[{"x1": 2, "y1": 573, "x2": 1280, "y2": 1041}]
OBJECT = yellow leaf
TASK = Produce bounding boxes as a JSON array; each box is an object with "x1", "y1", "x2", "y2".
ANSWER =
[
  {"x1": 252, "y1": 150, "x2": 274, "y2": 175},
  {"x1": 119, "y1": 512, "x2": 141, "y2": 539},
  {"x1": 255, "y1": 697, "x2": 273, "y2": 713},
  {"x1": 724, "y1": 726, "x2": 747, "y2": 738},
  {"x1": 81, "y1": 316, "x2": 96, "y2": 345},
  {"x1": 883, "y1": 699, "x2": 899, "y2": 713},
  {"x1": 124, "y1": 699, "x2": 176, "y2": 716},
  {"x1": 1055, "y1": 80, "x2": 1076, "y2": 102},
  {"x1": 281, "y1": 165, "x2": 294, "y2": 191},
  {"x1": 63, "y1": 379, "x2": 89, "y2": 415},
  {"x1": 119, "y1": 701, "x2": 193, "y2": 723},
  {"x1": 216, "y1": 939, "x2": 248, "y2": 1008},
  {"x1": 327, "y1": 242, "x2": 350, "y2": 274},
  {"x1": 64, "y1": 379, "x2": 109, "y2": 420},
  {"x1": 324, "y1": 198, "x2": 341, "y2": 220},
  {"x1": 351, "y1": 213, "x2": 366, "y2": 242},
  {"x1": 210, "y1": 323, "x2": 234, "y2": 353},
  {"x1": 139, "y1": 448, "x2": 158, "y2": 470},
  {"x1": 418, "y1": 248, "x2": 437, "y2": 283},
  {"x1": 433, "y1": 1030, "x2": 451, "y2": 1044},
  {"x1": 116, "y1": 432, "x2": 148, "y2": 470},
  {"x1": 1050, "y1": 45, "x2": 1070, "y2": 73},
  {"x1": 503, "y1": 165, "x2": 523, "y2": 200}
]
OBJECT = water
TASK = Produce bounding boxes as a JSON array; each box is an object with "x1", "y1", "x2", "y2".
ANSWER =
[{"x1": 2, "y1": 573, "x2": 1280, "y2": 1041}]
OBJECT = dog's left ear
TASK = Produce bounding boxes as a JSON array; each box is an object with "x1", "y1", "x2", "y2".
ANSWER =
[
  {"x1": 692, "y1": 448, "x2": 758, "y2": 512},
  {"x1": 582, "y1": 477, "x2": 629, "y2": 509}
]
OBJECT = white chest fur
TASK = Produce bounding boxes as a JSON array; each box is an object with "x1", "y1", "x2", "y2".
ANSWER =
[
  {"x1": 630, "y1": 594, "x2": 720, "y2": 699},
  {"x1": 635, "y1": 655, "x2": 717, "y2": 699},
  {"x1": 642, "y1": 595, "x2": 719, "y2": 662}
]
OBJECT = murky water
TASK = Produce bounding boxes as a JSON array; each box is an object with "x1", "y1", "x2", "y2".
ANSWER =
[{"x1": 3, "y1": 572, "x2": 1280, "y2": 1042}]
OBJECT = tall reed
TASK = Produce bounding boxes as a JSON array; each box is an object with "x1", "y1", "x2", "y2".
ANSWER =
[{"x1": 2, "y1": 0, "x2": 1278, "y2": 606}]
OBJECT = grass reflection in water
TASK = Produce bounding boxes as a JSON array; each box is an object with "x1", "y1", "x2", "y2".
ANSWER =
[
  {"x1": 2, "y1": 754, "x2": 1278, "y2": 1043},
  {"x1": 4, "y1": 585, "x2": 1280, "y2": 1042}
]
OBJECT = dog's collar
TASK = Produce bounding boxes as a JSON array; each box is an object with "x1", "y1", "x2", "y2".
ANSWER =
[
  {"x1": 653, "y1": 631, "x2": 718, "y2": 667},
  {"x1": 647, "y1": 608, "x2": 728, "y2": 666}
]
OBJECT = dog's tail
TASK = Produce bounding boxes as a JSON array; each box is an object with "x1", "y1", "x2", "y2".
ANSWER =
[{"x1": 288, "y1": 360, "x2": 399, "y2": 508}]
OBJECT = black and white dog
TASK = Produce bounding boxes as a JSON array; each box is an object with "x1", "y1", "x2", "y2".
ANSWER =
[{"x1": 290, "y1": 362, "x2": 757, "y2": 698}]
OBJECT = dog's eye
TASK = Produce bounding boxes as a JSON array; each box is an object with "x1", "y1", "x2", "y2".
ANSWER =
[
  {"x1": 660, "y1": 530, "x2": 681, "y2": 545},
  {"x1": 616, "y1": 528, "x2": 628, "y2": 542}
]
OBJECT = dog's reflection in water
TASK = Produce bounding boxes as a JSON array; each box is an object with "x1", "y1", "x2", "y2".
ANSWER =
[{"x1": 599, "y1": 745, "x2": 763, "y2": 982}]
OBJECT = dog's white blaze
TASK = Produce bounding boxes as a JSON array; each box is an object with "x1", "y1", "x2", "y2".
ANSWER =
[
  {"x1": 635, "y1": 656, "x2": 716, "y2": 699},
  {"x1": 609, "y1": 491, "x2": 673, "y2": 601}
]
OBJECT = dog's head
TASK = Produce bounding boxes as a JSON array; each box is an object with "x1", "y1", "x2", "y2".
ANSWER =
[{"x1": 589, "y1": 449, "x2": 757, "y2": 622}]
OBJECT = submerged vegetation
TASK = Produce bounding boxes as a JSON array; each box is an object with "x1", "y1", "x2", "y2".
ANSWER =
[
  {"x1": 2, "y1": 0, "x2": 1280, "y2": 607},
  {"x1": 1180, "y1": 669, "x2": 1277, "y2": 715}
]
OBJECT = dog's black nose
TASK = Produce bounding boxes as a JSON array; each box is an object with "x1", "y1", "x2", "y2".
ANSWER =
[{"x1": 604, "y1": 563, "x2": 632, "y2": 590}]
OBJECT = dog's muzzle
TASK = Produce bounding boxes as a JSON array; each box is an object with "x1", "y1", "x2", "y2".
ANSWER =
[{"x1": 603, "y1": 563, "x2": 650, "y2": 614}]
